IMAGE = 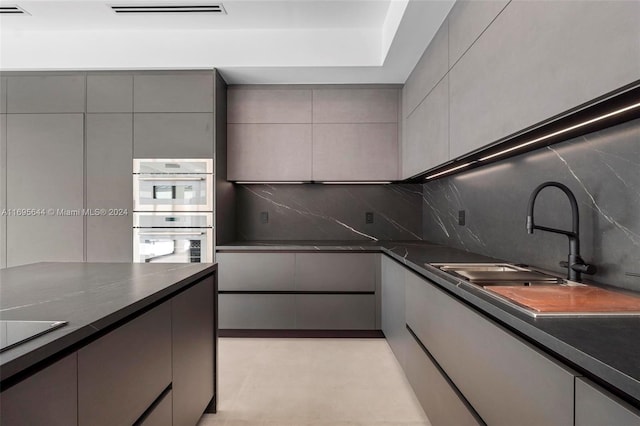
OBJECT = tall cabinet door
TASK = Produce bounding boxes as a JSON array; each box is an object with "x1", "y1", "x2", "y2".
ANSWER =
[
  {"x1": 1, "y1": 114, "x2": 6, "y2": 269},
  {"x1": 86, "y1": 114, "x2": 133, "y2": 262},
  {"x1": 6, "y1": 114, "x2": 84, "y2": 266}
]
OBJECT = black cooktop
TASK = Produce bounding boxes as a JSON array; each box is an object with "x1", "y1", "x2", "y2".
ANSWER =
[{"x1": 0, "y1": 320, "x2": 67, "y2": 353}]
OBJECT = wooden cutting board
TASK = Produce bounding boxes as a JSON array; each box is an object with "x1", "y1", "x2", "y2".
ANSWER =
[{"x1": 485, "y1": 285, "x2": 640, "y2": 313}]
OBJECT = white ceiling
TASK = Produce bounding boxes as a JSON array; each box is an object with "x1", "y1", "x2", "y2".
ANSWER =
[{"x1": 0, "y1": 0, "x2": 455, "y2": 84}]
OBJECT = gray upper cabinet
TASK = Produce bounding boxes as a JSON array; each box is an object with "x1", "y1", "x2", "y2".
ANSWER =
[
  {"x1": 405, "y1": 271, "x2": 575, "y2": 426},
  {"x1": 313, "y1": 88, "x2": 398, "y2": 123},
  {"x1": 312, "y1": 123, "x2": 398, "y2": 181},
  {"x1": 0, "y1": 77, "x2": 7, "y2": 113},
  {"x1": 172, "y1": 277, "x2": 215, "y2": 426},
  {"x1": 7, "y1": 75, "x2": 85, "y2": 113},
  {"x1": 0, "y1": 354, "x2": 78, "y2": 426},
  {"x1": 86, "y1": 114, "x2": 133, "y2": 262},
  {"x1": 133, "y1": 73, "x2": 214, "y2": 112},
  {"x1": 402, "y1": 22, "x2": 448, "y2": 119},
  {"x1": 6, "y1": 114, "x2": 84, "y2": 266},
  {"x1": 447, "y1": 0, "x2": 510, "y2": 67},
  {"x1": 87, "y1": 74, "x2": 133, "y2": 113},
  {"x1": 402, "y1": 76, "x2": 449, "y2": 179},
  {"x1": 134, "y1": 113, "x2": 214, "y2": 158},
  {"x1": 227, "y1": 123, "x2": 312, "y2": 181},
  {"x1": 228, "y1": 88, "x2": 312, "y2": 123},
  {"x1": 575, "y1": 378, "x2": 640, "y2": 426},
  {"x1": 449, "y1": 1, "x2": 640, "y2": 159}
]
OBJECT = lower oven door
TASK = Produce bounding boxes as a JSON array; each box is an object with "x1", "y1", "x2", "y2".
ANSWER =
[{"x1": 133, "y1": 228, "x2": 213, "y2": 263}]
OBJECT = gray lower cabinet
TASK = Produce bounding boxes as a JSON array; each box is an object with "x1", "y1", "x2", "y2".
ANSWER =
[
  {"x1": 78, "y1": 302, "x2": 172, "y2": 426},
  {"x1": 381, "y1": 256, "x2": 409, "y2": 366},
  {"x1": 133, "y1": 113, "x2": 214, "y2": 158},
  {"x1": 295, "y1": 253, "x2": 376, "y2": 292},
  {"x1": 296, "y1": 294, "x2": 375, "y2": 330},
  {"x1": 172, "y1": 277, "x2": 215, "y2": 426},
  {"x1": 219, "y1": 294, "x2": 296, "y2": 329},
  {"x1": 6, "y1": 114, "x2": 84, "y2": 266},
  {"x1": 217, "y1": 252, "x2": 378, "y2": 330},
  {"x1": 139, "y1": 390, "x2": 172, "y2": 426},
  {"x1": 405, "y1": 270, "x2": 575, "y2": 425},
  {"x1": 218, "y1": 252, "x2": 295, "y2": 291},
  {"x1": 86, "y1": 113, "x2": 133, "y2": 262},
  {"x1": 404, "y1": 333, "x2": 482, "y2": 426},
  {"x1": 575, "y1": 377, "x2": 640, "y2": 426},
  {"x1": 0, "y1": 354, "x2": 78, "y2": 426}
]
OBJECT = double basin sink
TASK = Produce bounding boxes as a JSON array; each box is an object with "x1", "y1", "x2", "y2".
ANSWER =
[{"x1": 430, "y1": 263, "x2": 640, "y2": 318}]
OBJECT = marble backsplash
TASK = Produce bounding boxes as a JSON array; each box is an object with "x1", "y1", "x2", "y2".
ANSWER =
[
  {"x1": 422, "y1": 118, "x2": 640, "y2": 291},
  {"x1": 235, "y1": 184, "x2": 423, "y2": 241}
]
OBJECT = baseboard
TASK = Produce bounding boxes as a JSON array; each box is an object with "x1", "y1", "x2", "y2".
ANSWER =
[{"x1": 219, "y1": 329, "x2": 385, "y2": 338}]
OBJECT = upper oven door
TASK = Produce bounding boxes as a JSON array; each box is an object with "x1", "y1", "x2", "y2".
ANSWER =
[{"x1": 133, "y1": 159, "x2": 213, "y2": 212}]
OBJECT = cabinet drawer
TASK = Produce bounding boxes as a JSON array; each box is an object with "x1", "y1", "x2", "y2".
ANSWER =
[
  {"x1": 219, "y1": 294, "x2": 295, "y2": 329},
  {"x1": 405, "y1": 333, "x2": 482, "y2": 426},
  {"x1": 575, "y1": 377, "x2": 640, "y2": 426},
  {"x1": 296, "y1": 294, "x2": 375, "y2": 330},
  {"x1": 0, "y1": 354, "x2": 78, "y2": 426},
  {"x1": 405, "y1": 270, "x2": 574, "y2": 426},
  {"x1": 218, "y1": 252, "x2": 295, "y2": 291},
  {"x1": 78, "y1": 303, "x2": 172, "y2": 426},
  {"x1": 138, "y1": 390, "x2": 172, "y2": 426},
  {"x1": 295, "y1": 253, "x2": 376, "y2": 292}
]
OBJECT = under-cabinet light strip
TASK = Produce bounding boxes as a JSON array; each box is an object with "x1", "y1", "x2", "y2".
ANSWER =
[
  {"x1": 235, "y1": 181, "x2": 306, "y2": 184},
  {"x1": 479, "y1": 101, "x2": 640, "y2": 162},
  {"x1": 320, "y1": 181, "x2": 392, "y2": 185},
  {"x1": 425, "y1": 162, "x2": 474, "y2": 180}
]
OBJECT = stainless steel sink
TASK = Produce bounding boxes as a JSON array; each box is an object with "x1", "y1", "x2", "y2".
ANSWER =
[{"x1": 430, "y1": 263, "x2": 564, "y2": 286}]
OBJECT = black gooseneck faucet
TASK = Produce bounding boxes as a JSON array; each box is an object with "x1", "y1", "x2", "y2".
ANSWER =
[{"x1": 526, "y1": 181, "x2": 596, "y2": 282}]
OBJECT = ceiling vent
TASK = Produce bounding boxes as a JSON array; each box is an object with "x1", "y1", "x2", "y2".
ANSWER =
[
  {"x1": 110, "y1": 4, "x2": 226, "y2": 14},
  {"x1": 0, "y1": 5, "x2": 28, "y2": 14}
]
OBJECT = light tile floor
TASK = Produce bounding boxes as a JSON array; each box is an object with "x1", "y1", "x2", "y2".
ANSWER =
[{"x1": 198, "y1": 338, "x2": 431, "y2": 426}]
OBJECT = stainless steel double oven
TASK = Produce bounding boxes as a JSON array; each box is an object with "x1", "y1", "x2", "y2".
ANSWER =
[{"x1": 133, "y1": 159, "x2": 213, "y2": 263}]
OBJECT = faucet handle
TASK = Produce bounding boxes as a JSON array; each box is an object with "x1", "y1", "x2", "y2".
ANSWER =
[{"x1": 560, "y1": 260, "x2": 597, "y2": 275}]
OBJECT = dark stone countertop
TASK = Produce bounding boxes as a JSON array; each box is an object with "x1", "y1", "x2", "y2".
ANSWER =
[
  {"x1": 0, "y1": 262, "x2": 217, "y2": 384},
  {"x1": 217, "y1": 240, "x2": 640, "y2": 405}
]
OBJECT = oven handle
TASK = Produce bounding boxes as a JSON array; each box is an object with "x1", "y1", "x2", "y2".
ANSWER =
[
  {"x1": 138, "y1": 231, "x2": 206, "y2": 236},
  {"x1": 137, "y1": 177, "x2": 206, "y2": 182}
]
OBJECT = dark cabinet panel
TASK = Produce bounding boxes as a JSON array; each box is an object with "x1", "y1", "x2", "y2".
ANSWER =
[
  {"x1": 172, "y1": 277, "x2": 215, "y2": 426},
  {"x1": 217, "y1": 252, "x2": 295, "y2": 291},
  {"x1": 575, "y1": 377, "x2": 640, "y2": 426},
  {"x1": 381, "y1": 256, "x2": 408, "y2": 366},
  {"x1": 134, "y1": 113, "x2": 214, "y2": 159},
  {"x1": 138, "y1": 390, "x2": 172, "y2": 426},
  {"x1": 78, "y1": 303, "x2": 172, "y2": 426},
  {"x1": 0, "y1": 354, "x2": 78, "y2": 426},
  {"x1": 219, "y1": 294, "x2": 296, "y2": 329}
]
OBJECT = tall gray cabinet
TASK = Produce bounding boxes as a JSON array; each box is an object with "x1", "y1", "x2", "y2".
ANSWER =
[{"x1": 0, "y1": 70, "x2": 218, "y2": 267}]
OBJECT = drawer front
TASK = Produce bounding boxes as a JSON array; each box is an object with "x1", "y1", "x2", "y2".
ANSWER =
[
  {"x1": 138, "y1": 390, "x2": 172, "y2": 426},
  {"x1": 0, "y1": 354, "x2": 78, "y2": 426},
  {"x1": 78, "y1": 303, "x2": 172, "y2": 426},
  {"x1": 575, "y1": 377, "x2": 640, "y2": 426},
  {"x1": 405, "y1": 271, "x2": 574, "y2": 426},
  {"x1": 219, "y1": 294, "x2": 296, "y2": 329},
  {"x1": 218, "y1": 252, "x2": 295, "y2": 291},
  {"x1": 295, "y1": 253, "x2": 376, "y2": 292},
  {"x1": 405, "y1": 333, "x2": 482, "y2": 426},
  {"x1": 295, "y1": 294, "x2": 375, "y2": 330}
]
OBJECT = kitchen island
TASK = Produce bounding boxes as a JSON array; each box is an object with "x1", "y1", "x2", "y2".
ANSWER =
[{"x1": 0, "y1": 262, "x2": 217, "y2": 426}]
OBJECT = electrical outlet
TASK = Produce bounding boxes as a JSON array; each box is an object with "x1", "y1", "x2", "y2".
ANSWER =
[
  {"x1": 458, "y1": 210, "x2": 466, "y2": 226},
  {"x1": 365, "y1": 212, "x2": 374, "y2": 224},
  {"x1": 260, "y1": 211, "x2": 269, "y2": 224}
]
